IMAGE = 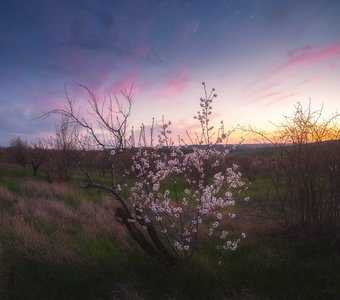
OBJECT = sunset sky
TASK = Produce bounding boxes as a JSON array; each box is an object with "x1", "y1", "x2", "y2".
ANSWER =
[{"x1": 1, "y1": 0, "x2": 339, "y2": 146}]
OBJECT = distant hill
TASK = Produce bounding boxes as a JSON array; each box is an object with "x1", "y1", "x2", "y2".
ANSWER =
[{"x1": 180, "y1": 143, "x2": 275, "y2": 152}]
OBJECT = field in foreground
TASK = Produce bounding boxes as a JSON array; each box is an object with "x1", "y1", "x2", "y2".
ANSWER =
[{"x1": 0, "y1": 161, "x2": 339, "y2": 300}]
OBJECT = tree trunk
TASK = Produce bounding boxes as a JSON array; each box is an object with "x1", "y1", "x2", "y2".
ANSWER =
[{"x1": 115, "y1": 207, "x2": 177, "y2": 267}]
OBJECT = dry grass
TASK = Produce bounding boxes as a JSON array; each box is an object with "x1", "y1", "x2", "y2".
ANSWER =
[
  {"x1": 19, "y1": 179, "x2": 74, "y2": 199},
  {"x1": 0, "y1": 180, "x2": 127, "y2": 268},
  {"x1": 1, "y1": 213, "x2": 81, "y2": 266},
  {"x1": 0, "y1": 186, "x2": 17, "y2": 206}
]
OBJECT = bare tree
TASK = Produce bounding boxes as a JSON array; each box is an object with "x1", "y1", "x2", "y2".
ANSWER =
[
  {"x1": 9, "y1": 136, "x2": 29, "y2": 168},
  {"x1": 7, "y1": 136, "x2": 47, "y2": 177},
  {"x1": 44, "y1": 83, "x2": 134, "y2": 183},
  {"x1": 247, "y1": 102, "x2": 340, "y2": 233},
  {"x1": 28, "y1": 138, "x2": 48, "y2": 177},
  {"x1": 50, "y1": 116, "x2": 79, "y2": 181},
  {"x1": 42, "y1": 84, "x2": 165, "y2": 262}
]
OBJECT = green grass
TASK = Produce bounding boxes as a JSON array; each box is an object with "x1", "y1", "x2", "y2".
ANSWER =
[
  {"x1": 0, "y1": 161, "x2": 339, "y2": 299},
  {"x1": 3, "y1": 237, "x2": 339, "y2": 299},
  {"x1": 245, "y1": 176, "x2": 272, "y2": 199},
  {"x1": 1, "y1": 163, "x2": 32, "y2": 191}
]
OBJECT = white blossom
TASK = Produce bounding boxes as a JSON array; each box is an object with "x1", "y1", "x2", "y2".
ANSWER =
[{"x1": 126, "y1": 84, "x2": 248, "y2": 261}]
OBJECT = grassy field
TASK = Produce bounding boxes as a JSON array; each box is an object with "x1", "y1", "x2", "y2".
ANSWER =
[{"x1": 0, "y1": 157, "x2": 339, "y2": 299}]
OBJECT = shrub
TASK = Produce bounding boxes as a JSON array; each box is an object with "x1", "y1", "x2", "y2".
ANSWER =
[{"x1": 251, "y1": 102, "x2": 340, "y2": 233}]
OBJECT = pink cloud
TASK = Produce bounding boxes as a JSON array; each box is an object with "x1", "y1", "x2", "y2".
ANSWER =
[
  {"x1": 245, "y1": 43, "x2": 340, "y2": 93},
  {"x1": 293, "y1": 62, "x2": 338, "y2": 89},
  {"x1": 155, "y1": 68, "x2": 191, "y2": 100},
  {"x1": 255, "y1": 91, "x2": 282, "y2": 101},
  {"x1": 106, "y1": 72, "x2": 141, "y2": 95},
  {"x1": 243, "y1": 43, "x2": 340, "y2": 107},
  {"x1": 88, "y1": 65, "x2": 117, "y2": 92},
  {"x1": 272, "y1": 43, "x2": 340, "y2": 75},
  {"x1": 85, "y1": 45, "x2": 154, "y2": 96},
  {"x1": 244, "y1": 69, "x2": 298, "y2": 96},
  {"x1": 251, "y1": 61, "x2": 338, "y2": 107},
  {"x1": 263, "y1": 92, "x2": 300, "y2": 107}
]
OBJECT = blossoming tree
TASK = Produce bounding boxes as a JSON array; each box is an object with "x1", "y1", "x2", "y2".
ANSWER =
[{"x1": 45, "y1": 82, "x2": 247, "y2": 266}]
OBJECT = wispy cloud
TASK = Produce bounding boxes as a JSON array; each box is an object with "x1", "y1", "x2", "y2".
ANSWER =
[
  {"x1": 154, "y1": 68, "x2": 192, "y2": 100},
  {"x1": 106, "y1": 72, "x2": 140, "y2": 95},
  {"x1": 262, "y1": 92, "x2": 299, "y2": 107},
  {"x1": 271, "y1": 43, "x2": 340, "y2": 76},
  {"x1": 255, "y1": 91, "x2": 282, "y2": 101},
  {"x1": 244, "y1": 43, "x2": 340, "y2": 106},
  {"x1": 293, "y1": 62, "x2": 338, "y2": 89}
]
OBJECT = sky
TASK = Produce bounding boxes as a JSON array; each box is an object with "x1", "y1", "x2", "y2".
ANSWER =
[{"x1": 1, "y1": 0, "x2": 340, "y2": 146}]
